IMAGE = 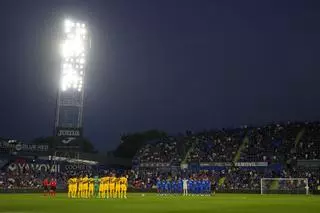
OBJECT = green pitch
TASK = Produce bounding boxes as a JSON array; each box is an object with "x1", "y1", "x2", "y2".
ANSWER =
[{"x1": 0, "y1": 193, "x2": 319, "y2": 213}]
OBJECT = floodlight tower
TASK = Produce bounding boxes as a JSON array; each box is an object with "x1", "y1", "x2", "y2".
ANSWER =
[{"x1": 54, "y1": 19, "x2": 89, "y2": 138}]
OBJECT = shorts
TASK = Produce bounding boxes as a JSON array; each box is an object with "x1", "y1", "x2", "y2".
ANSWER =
[
  {"x1": 120, "y1": 185, "x2": 127, "y2": 191},
  {"x1": 43, "y1": 185, "x2": 49, "y2": 191},
  {"x1": 51, "y1": 186, "x2": 56, "y2": 191}
]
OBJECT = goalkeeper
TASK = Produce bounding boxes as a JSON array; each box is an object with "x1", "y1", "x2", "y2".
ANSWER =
[{"x1": 94, "y1": 176, "x2": 100, "y2": 198}]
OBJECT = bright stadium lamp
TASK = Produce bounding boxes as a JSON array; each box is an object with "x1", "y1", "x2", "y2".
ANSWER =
[
  {"x1": 64, "y1": 20, "x2": 75, "y2": 33},
  {"x1": 59, "y1": 19, "x2": 88, "y2": 93},
  {"x1": 81, "y1": 28, "x2": 87, "y2": 35},
  {"x1": 65, "y1": 19, "x2": 74, "y2": 27},
  {"x1": 55, "y1": 18, "x2": 89, "y2": 144},
  {"x1": 67, "y1": 33, "x2": 74, "y2": 39}
]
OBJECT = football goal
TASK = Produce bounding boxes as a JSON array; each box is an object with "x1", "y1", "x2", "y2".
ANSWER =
[{"x1": 260, "y1": 178, "x2": 309, "y2": 195}]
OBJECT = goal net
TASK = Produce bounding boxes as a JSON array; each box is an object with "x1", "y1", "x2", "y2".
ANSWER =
[{"x1": 260, "y1": 178, "x2": 309, "y2": 195}]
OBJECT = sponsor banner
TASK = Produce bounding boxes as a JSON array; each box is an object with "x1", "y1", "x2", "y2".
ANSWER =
[
  {"x1": 0, "y1": 141, "x2": 48, "y2": 152},
  {"x1": 199, "y1": 162, "x2": 268, "y2": 167},
  {"x1": 63, "y1": 164, "x2": 92, "y2": 172},
  {"x1": 139, "y1": 162, "x2": 170, "y2": 168},
  {"x1": 235, "y1": 162, "x2": 268, "y2": 167},
  {"x1": 56, "y1": 128, "x2": 82, "y2": 137},
  {"x1": 7, "y1": 162, "x2": 60, "y2": 173},
  {"x1": 298, "y1": 160, "x2": 320, "y2": 168}
]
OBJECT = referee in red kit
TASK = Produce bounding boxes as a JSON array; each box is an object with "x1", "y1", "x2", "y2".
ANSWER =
[
  {"x1": 43, "y1": 178, "x2": 49, "y2": 196},
  {"x1": 49, "y1": 178, "x2": 57, "y2": 197}
]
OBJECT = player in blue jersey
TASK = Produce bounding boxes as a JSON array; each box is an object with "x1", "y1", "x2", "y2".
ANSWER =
[
  {"x1": 201, "y1": 179, "x2": 206, "y2": 195},
  {"x1": 206, "y1": 179, "x2": 211, "y2": 195},
  {"x1": 165, "y1": 180, "x2": 171, "y2": 194},
  {"x1": 188, "y1": 179, "x2": 194, "y2": 195},
  {"x1": 202, "y1": 179, "x2": 207, "y2": 195},
  {"x1": 161, "y1": 179, "x2": 166, "y2": 195},
  {"x1": 187, "y1": 179, "x2": 193, "y2": 195},
  {"x1": 177, "y1": 178, "x2": 183, "y2": 194},
  {"x1": 163, "y1": 180, "x2": 168, "y2": 195},
  {"x1": 193, "y1": 179, "x2": 198, "y2": 195},
  {"x1": 196, "y1": 180, "x2": 201, "y2": 195},
  {"x1": 171, "y1": 179, "x2": 177, "y2": 195}
]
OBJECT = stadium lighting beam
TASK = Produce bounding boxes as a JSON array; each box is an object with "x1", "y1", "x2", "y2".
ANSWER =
[{"x1": 55, "y1": 18, "x2": 90, "y2": 138}]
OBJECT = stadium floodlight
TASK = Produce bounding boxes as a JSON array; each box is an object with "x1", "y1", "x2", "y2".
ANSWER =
[
  {"x1": 59, "y1": 18, "x2": 88, "y2": 92},
  {"x1": 54, "y1": 17, "x2": 89, "y2": 152}
]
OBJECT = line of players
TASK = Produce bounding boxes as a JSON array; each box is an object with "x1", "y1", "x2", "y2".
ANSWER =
[
  {"x1": 157, "y1": 178, "x2": 212, "y2": 196},
  {"x1": 68, "y1": 175, "x2": 128, "y2": 199},
  {"x1": 43, "y1": 178, "x2": 57, "y2": 197}
]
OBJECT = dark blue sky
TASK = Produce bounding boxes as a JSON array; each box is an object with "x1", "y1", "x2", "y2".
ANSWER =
[{"x1": 0, "y1": 0, "x2": 320, "y2": 150}]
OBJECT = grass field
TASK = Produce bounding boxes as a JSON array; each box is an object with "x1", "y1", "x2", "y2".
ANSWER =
[{"x1": 0, "y1": 193, "x2": 319, "y2": 213}]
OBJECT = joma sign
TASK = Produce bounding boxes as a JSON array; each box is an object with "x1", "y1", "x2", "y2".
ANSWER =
[{"x1": 57, "y1": 129, "x2": 81, "y2": 137}]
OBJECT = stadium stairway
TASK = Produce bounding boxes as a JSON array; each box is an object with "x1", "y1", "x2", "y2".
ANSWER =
[
  {"x1": 218, "y1": 177, "x2": 226, "y2": 187},
  {"x1": 268, "y1": 128, "x2": 305, "y2": 190},
  {"x1": 181, "y1": 141, "x2": 196, "y2": 164},
  {"x1": 219, "y1": 135, "x2": 249, "y2": 187},
  {"x1": 294, "y1": 128, "x2": 305, "y2": 148},
  {"x1": 233, "y1": 136, "x2": 249, "y2": 163}
]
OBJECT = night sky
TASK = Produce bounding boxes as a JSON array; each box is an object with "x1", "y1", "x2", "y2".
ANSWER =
[{"x1": 1, "y1": 0, "x2": 320, "y2": 150}]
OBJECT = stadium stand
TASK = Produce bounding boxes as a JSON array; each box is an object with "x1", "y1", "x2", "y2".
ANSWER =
[{"x1": 0, "y1": 122, "x2": 320, "y2": 193}]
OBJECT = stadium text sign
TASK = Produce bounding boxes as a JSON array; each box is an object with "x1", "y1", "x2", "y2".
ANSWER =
[
  {"x1": 199, "y1": 162, "x2": 268, "y2": 167},
  {"x1": 7, "y1": 162, "x2": 60, "y2": 173},
  {"x1": 139, "y1": 162, "x2": 170, "y2": 168},
  {"x1": 64, "y1": 164, "x2": 92, "y2": 171},
  {"x1": 0, "y1": 141, "x2": 48, "y2": 152},
  {"x1": 57, "y1": 129, "x2": 81, "y2": 137}
]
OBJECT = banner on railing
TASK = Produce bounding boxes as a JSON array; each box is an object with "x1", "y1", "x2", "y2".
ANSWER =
[
  {"x1": 139, "y1": 162, "x2": 170, "y2": 168},
  {"x1": 199, "y1": 162, "x2": 268, "y2": 167},
  {"x1": 298, "y1": 160, "x2": 320, "y2": 168},
  {"x1": 7, "y1": 162, "x2": 60, "y2": 173}
]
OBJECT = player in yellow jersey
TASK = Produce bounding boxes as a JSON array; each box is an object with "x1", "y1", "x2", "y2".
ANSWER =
[
  {"x1": 88, "y1": 176, "x2": 94, "y2": 198},
  {"x1": 109, "y1": 176, "x2": 116, "y2": 198},
  {"x1": 67, "y1": 177, "x2": 73, "y2": 198},
  {"x1": 82, "y1": 175, "x2": 89, "y2": 198},
  {"x1": 115, "y1": 177, "x2": 121, "y2": 198},
  {"x1": 99, "y1": 177, "x2": 105, "y2": 198},
  {"x1": 104, "y1": 176, "x2": 110, "y2": 198},
  {"x1": 72, "y1": 177, "x2": 77, "y2": 198},
  {"x1": 120, "y1": 176, "x2": 128, "y2": 199},
  {"x1": 77, "y1": 177, "x2": 83, "y2": 198}
]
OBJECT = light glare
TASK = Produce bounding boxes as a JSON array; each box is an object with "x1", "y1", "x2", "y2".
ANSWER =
[{"x1": 61, "y1": 19, "x2": 87, "y2": 92}]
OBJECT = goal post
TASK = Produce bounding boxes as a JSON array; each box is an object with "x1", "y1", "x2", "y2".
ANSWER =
[{"x1": 260, "y1": 178, "x2": 309, "y2": 195}]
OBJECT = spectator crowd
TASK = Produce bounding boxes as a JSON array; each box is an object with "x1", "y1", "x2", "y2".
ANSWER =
[{"x1": 0, "y1": 121, "x2": 320, "y2": 193}]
